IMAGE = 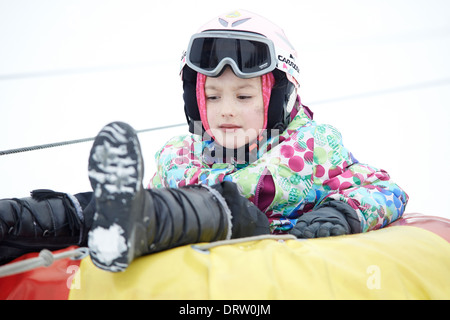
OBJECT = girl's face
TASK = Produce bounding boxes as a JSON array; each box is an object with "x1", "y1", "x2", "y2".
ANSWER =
[{"x1": 205, "y1": 67, "x2": 264, "y2": 149}]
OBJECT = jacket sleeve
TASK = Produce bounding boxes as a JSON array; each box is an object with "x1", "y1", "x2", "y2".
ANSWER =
[
  {"x1": 149, "y1": 133, "x2": 302, "y2": 233},
  {"x1": 148, "y1": 134, "x2": 236, "y2": 189},
  {"x1": 311, "y1": 123, "x2": 409, "y2": 232}
]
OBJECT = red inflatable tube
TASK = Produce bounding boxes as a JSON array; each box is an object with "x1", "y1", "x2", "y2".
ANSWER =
[{"x1": 0, "y1": 246, "x2": 81, "y2": 300}]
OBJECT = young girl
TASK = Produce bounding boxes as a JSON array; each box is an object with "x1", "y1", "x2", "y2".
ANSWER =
[{"x1": 0, "y1": 10, "x2": 408, "y2": 272}]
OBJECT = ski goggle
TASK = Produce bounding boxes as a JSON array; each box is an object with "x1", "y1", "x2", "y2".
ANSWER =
[{"x1": 184, "y1": 31, "x2": 277, "y2": 79}]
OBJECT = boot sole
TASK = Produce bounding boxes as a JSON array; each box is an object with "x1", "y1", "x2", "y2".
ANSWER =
[{"x1": 87, "y1": 122, "x2": 144, "y2": 272}]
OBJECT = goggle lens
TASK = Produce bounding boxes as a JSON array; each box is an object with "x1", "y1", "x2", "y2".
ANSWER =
[{"x1": 188, "y1": 36, "x2": 273, "y2": 75}]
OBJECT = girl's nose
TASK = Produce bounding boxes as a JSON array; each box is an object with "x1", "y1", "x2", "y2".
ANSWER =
[{"x1": 220, "y1": 99, "x2": 238, "y2": 118}]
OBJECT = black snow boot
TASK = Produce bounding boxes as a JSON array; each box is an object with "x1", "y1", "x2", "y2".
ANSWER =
[
  {"x1": 0, "y1": 189, "x2": 91, "y2": 265},
  {"x1": 87, "y1": 122, "x2": 270, "y2": 272}
]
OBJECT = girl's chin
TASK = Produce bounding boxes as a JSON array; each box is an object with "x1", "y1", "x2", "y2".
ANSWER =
[
  {"x1": 213, "y1": 139, "x2": 243, "y2": 149},
  {"x1": 213, "y1": 136, "x2": 255, "y2": 149},
  {"x1": 210, "y1": 129, "x2": 260, "y2": 149}
]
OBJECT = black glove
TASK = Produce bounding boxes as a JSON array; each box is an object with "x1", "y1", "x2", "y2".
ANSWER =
[
  {"x1": 211, "y1": 181, "x2": 270, "y2": 238},
  {"x1": 289, "y1": 200, "x2": 361, "y2": 238}
]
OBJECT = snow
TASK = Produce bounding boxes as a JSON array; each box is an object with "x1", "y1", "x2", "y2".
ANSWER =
[
  {"x1": 88, "y1": 223, "x2": 127, "y2": 267},
  {"x1": 0, "y1": 0, "x2": 449, "y2": 219}
]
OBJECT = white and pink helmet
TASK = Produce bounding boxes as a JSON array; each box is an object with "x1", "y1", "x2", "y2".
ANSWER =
[{"x1": 181, "y1": 9, "x2": 301, "y2": 136}]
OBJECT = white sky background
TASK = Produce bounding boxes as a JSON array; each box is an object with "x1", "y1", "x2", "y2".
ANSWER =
[{"x1": 0, "y1": 0, "x2": 449, "y2": 219}]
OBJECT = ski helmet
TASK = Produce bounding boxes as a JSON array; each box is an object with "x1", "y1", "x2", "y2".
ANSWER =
[{"x1": 181, "y1": 9, "x2": 300, "y2": 135}]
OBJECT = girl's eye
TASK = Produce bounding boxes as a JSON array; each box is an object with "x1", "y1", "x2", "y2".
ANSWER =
[
  {"x1": 207, "y1": 96, "x2": 219, "y2": 101},
  {"x1": 238, "y1": 95, "x2": 252, "y2": 100}
]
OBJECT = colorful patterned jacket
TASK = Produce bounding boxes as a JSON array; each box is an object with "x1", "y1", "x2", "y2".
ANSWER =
[{"x1": 149, "y1": 104, "x2": 408, "y2": 233}]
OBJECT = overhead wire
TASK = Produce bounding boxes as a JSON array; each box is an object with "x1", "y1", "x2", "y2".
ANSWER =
[{"x1": 0, "y1": 123, "x2": 186, "y2": 156}]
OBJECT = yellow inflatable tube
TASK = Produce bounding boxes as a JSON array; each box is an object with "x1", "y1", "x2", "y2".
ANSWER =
[{"x1": 69, "y1": 226, "x2": 450, "y2": 299}]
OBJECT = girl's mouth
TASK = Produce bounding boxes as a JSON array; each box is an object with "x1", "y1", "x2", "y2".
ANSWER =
[{"x1": 219, "y1": 124, "x2": 241, "y2": 132}]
